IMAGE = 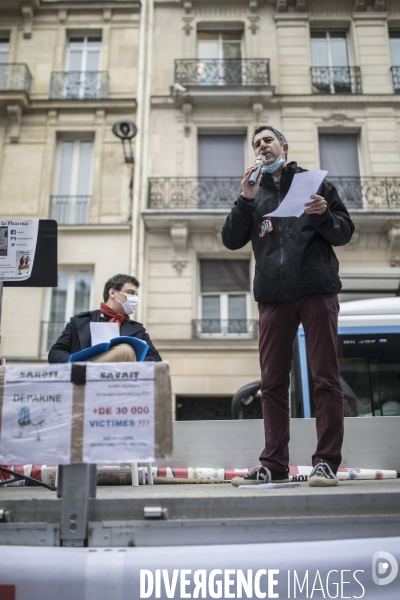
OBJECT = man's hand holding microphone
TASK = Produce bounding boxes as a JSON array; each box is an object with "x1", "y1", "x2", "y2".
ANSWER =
[{"x1": 240, "y1": 155, "x2": 266, "y2": 201}]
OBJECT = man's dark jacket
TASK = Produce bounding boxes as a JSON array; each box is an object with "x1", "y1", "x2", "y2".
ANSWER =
[
  {"x1": 222, "y1": 162, "x2": 355, "y2": 304},
  {"x1": 48, "y1": 310, "x2": 162, "y2": 363}
]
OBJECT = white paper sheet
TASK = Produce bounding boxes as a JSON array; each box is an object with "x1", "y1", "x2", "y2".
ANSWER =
[
  {"x1": 0, "y1": 364, "x2": 73, "y2": 464},
  {"x1": 264, "y1": 170, "x2": 328, "y2": 218},
  {"x1": 83, "y1": 363, "x2": 155, "y2": 462},
  {"x1": 90, "y1": 322, "x2": 119, "y2": 346}
]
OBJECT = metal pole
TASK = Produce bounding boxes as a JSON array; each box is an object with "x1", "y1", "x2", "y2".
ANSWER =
[{"x1": 0, "y1": 281, "x2": 3, "y2": 351}]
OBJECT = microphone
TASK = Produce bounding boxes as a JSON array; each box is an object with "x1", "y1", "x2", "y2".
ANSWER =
[{"x1": 248, "y1": 155, "x2": 265, "y2": 186}]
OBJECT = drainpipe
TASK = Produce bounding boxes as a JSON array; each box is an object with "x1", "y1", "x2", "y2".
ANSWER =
[
  {"x1": 131, "y1": 0, "x2": 148, "y2": 289},
  {"x1": 137, "y1": 0, "x2": 154, "y2": 325}
]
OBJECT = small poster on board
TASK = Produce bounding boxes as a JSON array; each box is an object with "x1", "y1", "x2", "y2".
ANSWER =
[
  {"x1": 82, "y1": 362, "x2": 155, "y2": 463},
  {"x1": 0, "y1": 218, "x2": 39, "y2": 282},
  {"x1": 0, "y1": 364, "x2": 74, "y2": 464}
]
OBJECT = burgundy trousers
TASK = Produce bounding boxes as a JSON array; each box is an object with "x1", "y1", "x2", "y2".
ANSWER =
[{"x1": 258, "y1": 293, "x2": 344, "y2": 473}]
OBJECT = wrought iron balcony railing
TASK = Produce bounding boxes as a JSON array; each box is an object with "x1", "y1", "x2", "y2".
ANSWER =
[
  {"x1": 49, "y1": 71, "x2": 108, "y2": 99},
  {"x1": 392, "y1": 67, "x2": 400, "y2": 93},
  {"x1": 50, "y1": 195, "x2": 91, "y2": 224},
  {"x1": 41, "y1": 321, "x2": 67, "y2": 355},
  {"x1": 174, "y1": 59, "x2": 270, "y2": 87},
  {"x1": 148, "y1": 177, "x2": 400, "y2": 211},
  {"x1": 329, "y1": 177, "x2": 400, "y2": 210},
  {"x1": 311, "y1": 66, "x2": 362, "y2": 94},
  {"x1": 0, "y1": 63, "x2": 32, "y2": 94},
  {"x1": 148, "y1": 178, "x2": 242, "y2": 209},
  {"x1": 192, "y1": 320, "x2": 258, "y2": 338}
]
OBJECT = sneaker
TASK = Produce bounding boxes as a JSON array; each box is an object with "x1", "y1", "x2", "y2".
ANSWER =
[
  {"x1": 231, "y1": 465, "x2": 290, "y2": 487},
  {"x1": 308, "y1": 463, "x2": 339, "y2": 487}
]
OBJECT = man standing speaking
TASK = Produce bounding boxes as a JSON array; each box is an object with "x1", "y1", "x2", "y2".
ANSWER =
[{"x1": 222, "y1": 126, "x2": 355, "y2": 487}]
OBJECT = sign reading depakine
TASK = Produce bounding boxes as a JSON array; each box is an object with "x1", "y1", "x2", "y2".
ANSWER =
[
  {"x1": 1, "y1": 364, "x2": 73, "y2": 464},
  {"x1": 83, "y1": 362, "x2": 155, "y2": 463},
  {"x1": 0, "y1": 218, "x2": 39, "y2": 281}
]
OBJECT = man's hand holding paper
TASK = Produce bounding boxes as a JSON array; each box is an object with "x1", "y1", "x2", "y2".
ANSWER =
[{"x1": 264, "y1": 170, "x2": 328, "y2": 218}]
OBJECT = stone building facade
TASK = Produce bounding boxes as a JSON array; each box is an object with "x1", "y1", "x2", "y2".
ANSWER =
[{"x1": 0, "y1": 0, "x2": 399, "y2": 418}]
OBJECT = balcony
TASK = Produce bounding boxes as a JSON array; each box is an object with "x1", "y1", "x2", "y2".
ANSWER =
[
  {"x1": 41, "y1": 321, "x2": 66, "y2": 355},
  {"x1": 0, "y1": 63, "x2": 32, "y2": 95},
  {"x1": 49, "y1": 71, "x2": 108, "y2": 100},
  {"x1": 50, "y1": 195, "x2": 91, "y2": 224},
  {"x1": 192, "y1": 320, "x2": 258, "y2": 339},
  {"x1": 148, "y1": 178, "x2": 241, "y2": 209},
  {"x1": 174, "y1": 59, "x2": 270, "y2": 87},
  {"x1": 311, "y1": 67, "x2": 362, "y2": 94},
  {"x1": 329, "y1": 177, "x2": 400, "y2": 210},
  {"x1": 392, "y1": 67, "x2": 400, "y2": 93},
  {"x1": 147, "y1": 177, "x2": 400, "y2": 212}
]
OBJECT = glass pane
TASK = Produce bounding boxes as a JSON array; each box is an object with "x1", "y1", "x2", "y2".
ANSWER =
[
  {"x1": 47, "y1": 275, "x2": 69, "y2": 350},
  {"x1": 57, "y1": 141, "x2": 74, "y2": 195},
  {"x1": 198, "y1": 33, "x2": 219, "y2": 59},
  {"x1": 228, "y1": 295, "x2": 246, "y2": 320},
  {"x1": 339, "y1": 359, "x2": 372, "y2": 417},
  {"x1": 202, "y1": 296, "x2": 220, "y2": 319},
  {"x1": 369, "y1": 361, "x2": 400, "y2": 417},
  {"x1": 200, "y1": 259, "x2": 250, "y2": 293},
  {"x1": 68, "y1": 50, "x2": 83, "y2": 71},
  {"x1": 202, "y1": 296, "x2": 221, "y2": 333},
  {"x1": 68, "y1": 37, "x2": 84, "y2": 47},
  {"x1": 74, "y1": 274, "x2": 92, "y2": 314},
  {"x1": 222, "y1": 33, "x2": 242, "y2": 41},
  {"x1": 87, "y1": 37, "x2": 102, "y2": 47},
  {"x1": 86, "y1": 51, "x2": 100, "y2": 72},
  {"x1": 76, "y1": 141, "x2": 92, "y2": 195},
  {"x1": 0, "y1": 39, "x2": 9, "y2": 64},
  {"x1": 389, "y1": 32, "x2": 400, "y2": 65},
  {"x1": 329, "y1": 32, "x2": 349, "y2": 67},
  {"x1": 222, "y1": 41, "x2": 241, "y2": 60},
  {"x1": 228, "y1": 295, "x2": 247, "y2": 333},
  {"x1": 49, "y1": 274, "x2": 69, "y2": 323},
  {"x1": 319, "y1": 134, "x2": 360, "y2": 177},
  {"x1": 310, "y1": 33, "x2": 329, "y2": 66},
  {"x1": 198, "y1": 134, "x2": 245, "y2": 178}
]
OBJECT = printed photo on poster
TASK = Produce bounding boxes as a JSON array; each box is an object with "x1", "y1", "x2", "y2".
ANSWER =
[{"x1": 16, "y1": 250, "x2": 32, "y2": 277}]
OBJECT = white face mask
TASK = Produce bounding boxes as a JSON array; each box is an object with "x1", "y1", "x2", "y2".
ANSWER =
[{"x1": 114, "y1": 291, "x2": 139, "y2": 316}]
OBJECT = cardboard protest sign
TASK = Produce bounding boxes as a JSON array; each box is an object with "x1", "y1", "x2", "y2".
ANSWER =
[{"x1": 0, "y1": 363, "x2": 172, "y2": 464}]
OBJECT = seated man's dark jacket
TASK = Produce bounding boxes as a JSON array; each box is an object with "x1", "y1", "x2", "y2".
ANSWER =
[
  {"x1": 221, "y1": 162, "x2": 355, "y2": 304},
  {"x1": 48, "y1": 310, "x2": 162, "y2": 363}
]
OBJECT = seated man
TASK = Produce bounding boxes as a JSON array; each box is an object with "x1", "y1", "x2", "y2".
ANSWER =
[{"x1": 48, "y1": 273, "x2": 161, "y2": 363}]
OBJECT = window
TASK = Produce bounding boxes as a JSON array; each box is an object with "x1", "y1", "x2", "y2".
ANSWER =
[
  {"x1": 198, "y1": 134, "x2": 245, "y2": 177},
  {"x1": 0, "y1": 38, "x2": 9, "y2": 64},
  {"x1": 319, "y1": 134, "x2": 360, "y2": 177},
  {"x1": 42, "y1": 269, "x2": 93, "y2": 354},
  {"x1": 66, "y1": 36, "x2": 101, "y2": 72},
  {"x1": 337, "y1": 333, "x2": 400, "y2": 417},
  {"x1": 389, "y1": 31, "x2": 400, "y2": 92},
  {"x1": 197, "y1": 135, "x2": 244, "y2": 207},
  {"x1": 197, "y1": 32, "x2": 242, "y2": 85},
  {"x1": 198, "y1": 32, "x2": 242, "y2": 61},
  {"x1": 319, "y1": 133, "x2": 362, "y2": 208},
  {"x1": 52, "y1": 139, "x2": 93, "y2": 224},
  {"x1": 311, "y1": 31, "x2": 349, "y2": 68},
  {"x1": 199, "y1": 259, "x2": 251, "y2": 336},
  {"x1": 389, "y1": 31, "x2": 400, "y2": 65},
  {"x1": 64, "y1": 36, "x2": 102, "y2": 99},
  {"x1": 310, "y1": 31, "x2": 359, "y2": 94}
]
